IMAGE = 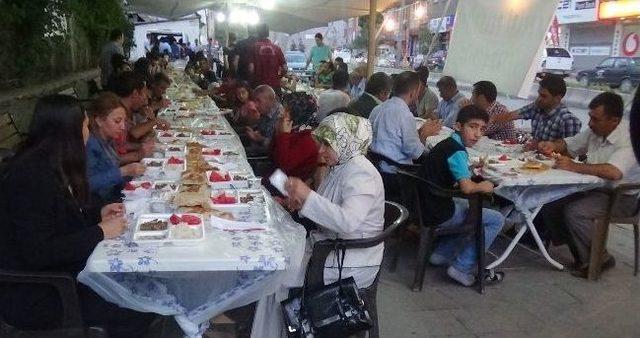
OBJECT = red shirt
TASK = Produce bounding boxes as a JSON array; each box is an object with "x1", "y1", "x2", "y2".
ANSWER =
[
  {"x1": 271, "y1": 130, "x2": 318, "y2": 181},
  {"x1": 248, "y1": 39, "x2": 285, "y2": 89}
]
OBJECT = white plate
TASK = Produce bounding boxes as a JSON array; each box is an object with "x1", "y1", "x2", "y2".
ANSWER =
[
  {"x1": 122, "y1": 180, "x2": 154, "y2": 199},
  {"x1": 206, "y1": 170, "x2": 251, "y2": 189},
  {"x1": 133, "y1": 213, "x2": 205, "y2": 246}
]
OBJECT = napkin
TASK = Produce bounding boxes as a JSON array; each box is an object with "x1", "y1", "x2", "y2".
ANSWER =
[{"x1": 269, "y1": 169, "x2": 288, "y2": 196}]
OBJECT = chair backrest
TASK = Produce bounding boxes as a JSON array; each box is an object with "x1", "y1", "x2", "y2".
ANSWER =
[
  {"x1": 0, "y1": 269, "x2": 90, "y2": 338},
  {"x1": 305, "y1": 201, "x2": 409, "y2": 290},
  {"x1": 0, "y1": 112, "x2": 21, "y2": 150}
]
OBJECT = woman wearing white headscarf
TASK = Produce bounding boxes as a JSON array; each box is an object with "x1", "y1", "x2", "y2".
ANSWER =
[{"x1": 286, "y1": 113, "x2": 385, "y2": 288}]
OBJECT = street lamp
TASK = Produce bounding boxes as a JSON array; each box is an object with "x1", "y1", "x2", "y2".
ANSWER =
[
  {"x1": 216, "y1": 12, "x2": 226, "y2": 23},
  {"x1": 415, "y1": 5, "x2": 425, "y2": 19},
  {"x1": 385, "y1": 18, "x2": 397, "y2": 31}
]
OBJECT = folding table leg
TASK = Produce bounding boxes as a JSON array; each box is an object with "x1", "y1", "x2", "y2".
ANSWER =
[
  {"x1": 485, "y1": 224, "x2": 527, "y2": 270},
  {"x1": 486, "y1": 206, "x2": 564, "y2": 270}
]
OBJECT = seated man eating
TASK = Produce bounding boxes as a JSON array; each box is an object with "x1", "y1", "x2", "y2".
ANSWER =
[{"x1": 537, "y1": 92, "x2": 640, "y2": 278}]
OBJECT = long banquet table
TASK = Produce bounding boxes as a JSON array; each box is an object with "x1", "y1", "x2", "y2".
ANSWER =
[{"x1": 78, "y1": 66, "x2": 306, "y2": 338}]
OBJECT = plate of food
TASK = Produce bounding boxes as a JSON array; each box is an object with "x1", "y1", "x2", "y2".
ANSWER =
[
  {"x1": 133, "y1": 213, "x2": 205, "y2": 245},
  {"x1": 142, "y1": 158, "x2": 166, "y2": 171},
  {"x1": 123, "y1": 181, "x2": 153, "y2": 199},
  {"x1": 164, "y1": 145, "x2": 186, "y2": 158},
  {"x1": 165, "y1": 156, "x2": 186, "y2": 171},
  {"x1": 518, "y1": 160, "x2": 551, "y2": 174},
  {"x1": 206, "y1": 170, "x2": 251, "y2": 189}
]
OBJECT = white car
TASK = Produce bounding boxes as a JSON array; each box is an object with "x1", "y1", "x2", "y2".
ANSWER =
[{"x1": 540, "y1": 47, "x2": 574, "y2": 76}]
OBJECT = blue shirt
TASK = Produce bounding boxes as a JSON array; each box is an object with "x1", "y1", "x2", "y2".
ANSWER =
[
  {"x1": 350, "y1": 78, "x2": 366, "y2": 100},
  {"x1": 369, "y1": 97, "x2": 426, "y2": 173},
  {"x1": 447, "y1": 132, "x2": 471, "y2": 181},
  {"x1": 86, "y1": 135, "x2": 123, "y2": 200},
  {"x1": 437, "y1": 91, "x2": 466, "y2": 128}
]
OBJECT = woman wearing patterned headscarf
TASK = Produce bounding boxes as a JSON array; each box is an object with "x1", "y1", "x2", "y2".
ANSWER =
[
  {"x1": 271, "y1": 92, "x2": 319, "y2": 182},
  {"x1": 285, "y1": 113, "x2": 385, "y2": 288}
]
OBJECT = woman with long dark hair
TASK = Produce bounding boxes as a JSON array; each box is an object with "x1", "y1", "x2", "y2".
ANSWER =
[{"x1": 0, "y1": 95, "x2": 156, "y2": 337}]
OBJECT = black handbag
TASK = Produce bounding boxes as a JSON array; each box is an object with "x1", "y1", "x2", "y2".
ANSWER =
[{"x1": 281, "y1": 242, "x2": 372, "y2": 337}]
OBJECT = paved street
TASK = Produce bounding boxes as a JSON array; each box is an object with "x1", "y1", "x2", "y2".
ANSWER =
[{"x1": 377, "y1": 223, "x2": 640, "y2": 338}]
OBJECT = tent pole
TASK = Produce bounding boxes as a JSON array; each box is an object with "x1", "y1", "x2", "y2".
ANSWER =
[{"x1": 367, "y1": 0, "x2": 377, "y2": 77}]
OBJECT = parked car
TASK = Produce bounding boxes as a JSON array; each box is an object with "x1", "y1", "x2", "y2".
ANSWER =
[
  {"x1": 285, "y1": 51, "x2": 308, "y2": 75},
  {"x1": 540, "y1": 47, "x2": 574, "y2": 76},
  {"x1": 576, "y1": 56, "x2": 640, "y2": 93}
]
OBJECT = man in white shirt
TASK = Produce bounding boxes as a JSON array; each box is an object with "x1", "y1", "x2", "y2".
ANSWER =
[
  {"x1": 537, "y1": 92, "x2": 640, "y2": 278},
  {"x1": 317, "y1": 70, "x2": 351, "y2": 121}
]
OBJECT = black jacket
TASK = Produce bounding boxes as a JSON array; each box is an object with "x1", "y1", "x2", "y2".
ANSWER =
[
  {"x1": 347, "y1": 93, "x2": 379, "y2": 119},
  {"x1": 0, "y1": 148, "x2": 104, "y2": 329}
]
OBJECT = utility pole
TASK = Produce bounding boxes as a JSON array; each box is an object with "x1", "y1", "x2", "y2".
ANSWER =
[
  {"x1": 426, "y1": 0, "x2": 452, "y2": 57},
  {"x1": 367, "y1": 0, "x2": 377, "y2": 77}
]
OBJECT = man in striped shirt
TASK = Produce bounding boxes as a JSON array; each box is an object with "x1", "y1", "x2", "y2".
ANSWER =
[
  {"x1": 491, "y1": 75, "x2": 581, "y2": 142},
  {"x1": 471, "y1": 81, "x2": 516, "y2": 140}
]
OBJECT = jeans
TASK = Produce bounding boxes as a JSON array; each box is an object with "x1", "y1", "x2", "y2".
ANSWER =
[{"x1": 433, "y1": 198, "x2": 504, "y2": 273}]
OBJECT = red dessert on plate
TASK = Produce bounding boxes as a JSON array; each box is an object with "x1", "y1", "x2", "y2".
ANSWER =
[
  {"x1": 212, "y1": 193, "x2": 237, "y2": 204},
  {"x1": 169, "y1": 214, "x2": 201, "y2": 225},
  {"x1": 167, "y1": 157, "x2": 184, "y2": 164},
  {"x1": 209, "y1": 171, "x2": 231, "y2": 182},
  {"x1": 202, "y1": 149, "x2": 221, "y2": 156}
]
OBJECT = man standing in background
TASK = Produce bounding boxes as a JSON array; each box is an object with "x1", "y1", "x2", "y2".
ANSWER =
[
  {"x1": 100, "y1": 29, "x2": 124, "y2": 89},
  {"x1": 306, "y1": 33, "x2": 332, "y2": 71}
]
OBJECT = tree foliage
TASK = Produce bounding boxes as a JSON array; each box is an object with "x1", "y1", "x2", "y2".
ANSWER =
[
  {"x1": 351, "y1": 12, "x2": 384, "y2": 49},
  {"x1": 0, "y1": 0, "x2": 132, "y2": 90},
  {"x1": 418, "y1": 24, "x2": 433, "y2": 54}
]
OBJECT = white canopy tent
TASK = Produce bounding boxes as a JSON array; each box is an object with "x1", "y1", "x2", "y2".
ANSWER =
[{"x1": 126, "y1": 0, "x2": 397, "y2": 34}]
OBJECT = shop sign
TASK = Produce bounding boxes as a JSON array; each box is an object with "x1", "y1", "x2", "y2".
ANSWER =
[
  {"x1": 569, "y1": 46, "x2": 611, "y2": 55},
  {"x1": 570, "y1": 46, "x2": 590, "y2": 55},
  {"x1": 556, "y1": 0, "x2": 598, "y2": 24},
  {"x1": 599, "y1": 0, "x2": 640, "y2": 20},
  {"x1": 590, "y1": 46, "x2": 611, "y2": 55},
  {"x1": 429, "y1": 15, "x2": 455, "y2": 33},
  {"x1": 623, "y1": 32, "x2": 640, "y2": 56}
]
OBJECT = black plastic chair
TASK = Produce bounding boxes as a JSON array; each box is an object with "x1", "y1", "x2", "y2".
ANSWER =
[
  {"x1": 0, "y1": 269, "x2": 107, "y2": 338},
  {"x1": 0, "y1": 111, "x2": 23, "y2": 164},
  {"x1": 305, "y1": 201, "x2": 409, "y2": 338},
  {"x1": 395, "y1": 169, "x2": 487, "y2": 294},
  {"x1": 366, "y1": 151, "x2": 422, "y2": 206},
  {"x1": 246, "y1": 155, "x2": 274, "y2": 177},
  {"x1": 589, "y1": 183, "x2": 640, "y2": 280}
]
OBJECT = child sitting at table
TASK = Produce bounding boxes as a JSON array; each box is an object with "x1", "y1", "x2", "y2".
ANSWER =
[
  {"x1": 231, "y1": 82, "x2": 260, "y2": 126},
  {"x1": 421, "y1": 105, "x2": 505, "y2": 286}
]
